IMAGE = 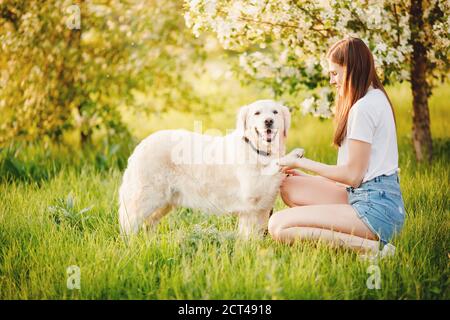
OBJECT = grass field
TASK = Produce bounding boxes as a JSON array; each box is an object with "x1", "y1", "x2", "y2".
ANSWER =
[{"x1": 0, "y1": 83, "x2": 448, "y2": 299}]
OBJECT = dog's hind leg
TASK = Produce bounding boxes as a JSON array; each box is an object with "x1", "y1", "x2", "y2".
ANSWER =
[
  {"x1": 119, "y1": 189, "x2": 168, "y2": 236},
  {"x1": 144, "y1": 205, "x2": 172, "y2": 232}
]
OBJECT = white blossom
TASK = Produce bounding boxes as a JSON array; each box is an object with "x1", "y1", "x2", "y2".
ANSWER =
[
  {"x1": 301, "y1": 97, "x2": 315, "y2": 115},
  {"x1": 304, "y1": 56, "x2": 317, "y2": 75},
  {"x1": 184, "y1": 0, "x2": 449, "y2": 118}
]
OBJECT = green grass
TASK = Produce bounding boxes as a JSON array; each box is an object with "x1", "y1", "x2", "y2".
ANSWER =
[{"x1": 0, "y1": 83, "x2": 449, "y2": 299}]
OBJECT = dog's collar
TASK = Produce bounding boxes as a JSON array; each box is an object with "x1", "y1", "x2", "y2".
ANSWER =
[{"x1": 243, "y1": 136, "x2": 271, "y2": 157}]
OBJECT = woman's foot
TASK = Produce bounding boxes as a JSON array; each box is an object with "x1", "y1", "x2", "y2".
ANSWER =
[{"x1": 359, "y1": 243, "x2": 396, "y2": 262}]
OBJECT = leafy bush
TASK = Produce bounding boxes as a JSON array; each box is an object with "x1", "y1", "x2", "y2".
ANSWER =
[{"x1": 48, "y1": 192, "x2": 94, "y2": 232}]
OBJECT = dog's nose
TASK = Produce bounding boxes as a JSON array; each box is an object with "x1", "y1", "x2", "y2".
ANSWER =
[{"x1": 265, "y1": 118, "x2": 274, "y2": 128}]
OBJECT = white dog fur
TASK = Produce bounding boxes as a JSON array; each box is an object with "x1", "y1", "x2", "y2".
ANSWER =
[{"x1": 118, "y1": 99, "x2": 303, "y2": 238}]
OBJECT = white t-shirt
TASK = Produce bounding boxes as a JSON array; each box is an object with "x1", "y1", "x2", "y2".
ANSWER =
[{"x1": 337, "y1": 87, "x2": 399, "y2": 183}]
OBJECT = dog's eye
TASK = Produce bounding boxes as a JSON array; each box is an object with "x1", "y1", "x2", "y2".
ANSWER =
[
  {"x1": 273, "y1": 110, "x2": 278, "y2": 114},
  {"x1": 254, "y1": 111, "x2": 260, "y2": 115}
]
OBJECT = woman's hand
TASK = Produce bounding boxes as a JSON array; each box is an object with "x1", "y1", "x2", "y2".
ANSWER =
[
  {"x1": 277, "y1": 140, "x2": 371, "y2": 188},
  {"x1": 282, "y1": 168, "x2": 301, "y2": 176},
  {"x1": 277, "y1": 148, "x2": 306, "y2": 179}
]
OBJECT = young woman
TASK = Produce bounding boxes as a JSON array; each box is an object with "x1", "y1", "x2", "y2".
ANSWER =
[{"x1": 268, "y1": 37, "x2": 406, "y2": 257}]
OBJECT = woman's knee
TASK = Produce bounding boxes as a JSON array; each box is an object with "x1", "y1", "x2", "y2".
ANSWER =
[
  {"x1": 280, "y1": 177, "x2": 298, "y2": 207},
  {"x1": 268, "y1": 212, "x2": 285, "y2": 240}
]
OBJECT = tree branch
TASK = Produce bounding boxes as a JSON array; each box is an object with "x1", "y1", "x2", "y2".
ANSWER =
[
  {"x1": 237, "y1": 14, "x2": 330, "y2": 38},
  {"x1": 0, "y1": 6, "x2": 19, "y2": 30},
  {"x1": 297, "y1": 6, "x2": 336, "y2": 38},
  {"x1": 392, "y1": 3, "x2": 401, "y2": 47}
]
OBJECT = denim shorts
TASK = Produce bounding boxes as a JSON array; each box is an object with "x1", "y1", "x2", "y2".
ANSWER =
[{"x1": 346, "y1": 172, "x2": 405, "y2": 245}]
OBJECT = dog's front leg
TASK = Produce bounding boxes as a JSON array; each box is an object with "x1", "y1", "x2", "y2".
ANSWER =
[
  {"x1": 260, "y1": 159, "x2": 281, "y2": 176},
  {"x1": 237, "y1": 170, "x2": 261, "y2": 207},
  {"x1": 237, "y1": 209, "x2": 270, "y2": 240},
  {"x1": 276, "y1": 148, "x2": 304, "y2": 167}
]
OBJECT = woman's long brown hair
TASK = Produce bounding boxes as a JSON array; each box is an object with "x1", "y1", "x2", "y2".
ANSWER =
[{"x1": 327, "y1": 37, "x2": 396, "y2": 147}]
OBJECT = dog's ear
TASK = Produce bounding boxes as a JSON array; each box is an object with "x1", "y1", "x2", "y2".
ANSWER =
[
  {"x1": 236, "y1": 105, "x2": 249, "y2": 134},
  {"x1": 281, "y1": 105, "x2": 291, "y2": 138}
]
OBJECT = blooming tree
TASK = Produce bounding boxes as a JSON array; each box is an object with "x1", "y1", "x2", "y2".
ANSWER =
[
  {"x1": 0, "y1": 0, "x2": 207, "y2": 146},
  {"x1": 184, "y1": 0, "x2": 449, "y2": 162}
]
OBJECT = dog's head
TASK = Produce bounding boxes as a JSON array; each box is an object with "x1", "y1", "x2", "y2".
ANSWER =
[{"x1": 236, "y1": 100, "x2": 291, "y2": 155}]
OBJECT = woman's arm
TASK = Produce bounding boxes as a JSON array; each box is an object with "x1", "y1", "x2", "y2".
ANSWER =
[{"x1": 279, "y1": 139, "x2": 371, "y2": 188}]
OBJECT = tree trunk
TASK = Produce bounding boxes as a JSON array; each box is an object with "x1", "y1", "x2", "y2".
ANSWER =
[
  {"x1": 69, "y1": 1, "x2": 88, "y2": 147},
  {"x1": 77, "y1": 104, "x2": 92, "y2": 147},
  {"x1": 409, "y1": 0, "x2": 433, "y2": 162},
  {"x1": 80, "y1": 129, "x2": 91, "y2": 146}
]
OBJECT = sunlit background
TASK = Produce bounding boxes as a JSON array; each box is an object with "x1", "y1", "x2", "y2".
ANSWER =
[{"x1": 0, "y1": 0, "x2": 448, "y2": 299}]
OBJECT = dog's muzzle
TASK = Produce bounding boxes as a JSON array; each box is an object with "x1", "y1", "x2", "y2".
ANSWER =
[{"x1": 255, "y1": 127, "x2": 278, "y2": 143}]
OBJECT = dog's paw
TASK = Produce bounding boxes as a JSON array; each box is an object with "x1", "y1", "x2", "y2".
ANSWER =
[
  {"x1": 277, "y1": 148, "x2": 304, "y2": 167},
  {"x1": 289, "y1": 148, "x2": 304, "y2": 159}
]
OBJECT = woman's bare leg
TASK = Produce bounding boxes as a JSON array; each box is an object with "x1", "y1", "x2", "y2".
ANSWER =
[
  {"x1": 274, "y1": 174, "x2": 380, "y2": 253},
  {"x1": 280, "y1": 175, "x2": 348, "y2": 207},
  {"x1": 268, "y1": 204, "x2": 380, "y2": 253},
  {"x1": 273, "y1": 227, "x2": 379, "y2": 253}
]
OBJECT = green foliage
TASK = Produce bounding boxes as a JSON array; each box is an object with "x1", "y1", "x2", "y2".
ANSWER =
[
  {"x1": 0, "y1": 138, "x2": 134, "y2": 185},
  {"x1": 48, "y1": 192, "x2": 94, "y2": 232},
  {"x1": 0, "y1": 82, "x2": 448, "y2": 299},
  {"x1": 0, "y1": 145, "x2": 59, "y2": 183},
  {"x1": 185, "y1": 0, "x2": 449, "y2": 93},
  {"x1": 0, "y1": 0, "x2": 208, "y2": 145}
]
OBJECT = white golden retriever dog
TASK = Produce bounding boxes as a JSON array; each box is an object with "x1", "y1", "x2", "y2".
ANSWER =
[{"x1": 118, "y1": 99, "x2": 303, "y2": 238}]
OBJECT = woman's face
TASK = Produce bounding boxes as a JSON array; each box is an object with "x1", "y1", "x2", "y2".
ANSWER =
[{"x1": 328, "y1": 60, "x2": 344, "y2": 95}]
